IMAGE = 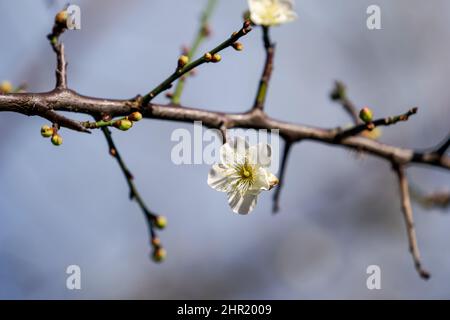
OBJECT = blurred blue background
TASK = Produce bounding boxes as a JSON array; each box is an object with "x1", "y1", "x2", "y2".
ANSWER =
[{"x1": 0, "y1": 0, "x2": 449, "y2": 299}]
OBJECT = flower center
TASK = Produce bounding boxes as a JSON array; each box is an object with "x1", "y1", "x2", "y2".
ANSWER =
[{"x1": 229, "y1": 161, "x2": 257, "y2": 194}]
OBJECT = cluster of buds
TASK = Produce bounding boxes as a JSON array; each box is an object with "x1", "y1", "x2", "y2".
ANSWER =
[
  {"x1": 359, "y1": 107, "x2": 375, "y2": 130},
  {"x1": 204, "y1": 52, "x2": 221, "y2": 63},
  {"x1": 151, "y1": 215, "x2": 168, "y2": 262},
  {"x1": 41, "y1": 125, "x2": 63, "y2": 146},
  {"x1": 113, "y1": 111, "x2": 143, "y2": 131}
]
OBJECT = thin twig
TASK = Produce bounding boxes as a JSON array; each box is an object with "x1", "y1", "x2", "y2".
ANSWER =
[
  {"x1": 394, "y1": 163, "x2": 430, "y2": 279},
  {"x1": 273, "y1": 141, "x2": 292, "y2": 213},
  {"x1": 141, "y1": 20, "x2": 252, "y2": 105},
  {"x1": 253, "y1": 26, "x2": 275, "y2": 111},
  {"x1": 101, "y1": 127, "x2": 158, "y2": 241},
  {"x1": 330, "y1": 80, "x2": 361, "y2": 125},
  {"x1": 335, "y1": 107, "x2": 418, "y2": 140}
]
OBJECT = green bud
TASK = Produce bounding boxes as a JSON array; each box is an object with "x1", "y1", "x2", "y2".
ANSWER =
[
  {"x1": 128, "y1": 111, "x2": 143, "y2": 122},
  {"x1": 51, "y1": 134, "x2": 63, "y2": 146},
  {"x1": 178, "y1": 55, "x2": 189, "y2": 69},
  {"x1": 152, "y1": 248, "x2": 166, "y2": 262},
  {"x1": 154, "y1": 216, "x2": 167, "y2": 229},
  {"x1": 204, "y1": 52, "x2": 212, "y2": 62},
  {"x1": 211, "y1": 53, "x2": 221, "y2": 63},
  {"x1": 114, "y1": 119, "x2": 133, "y2": 131},
  {"x1": 41, "y1": 125, "x2": 54, "y2": 138},
  {"x1": 359, "y1": 107, "x2": 373, "y2": 123}
]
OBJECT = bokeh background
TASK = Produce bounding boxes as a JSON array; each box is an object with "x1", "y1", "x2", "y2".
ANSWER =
[{"x1": 0, "y1": 0, "x2": 449, "y2": 299}]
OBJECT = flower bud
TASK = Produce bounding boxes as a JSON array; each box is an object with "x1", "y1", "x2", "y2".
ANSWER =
[
  {"x1": 359, "y1": 107, "x2": 373, "y2": 123},
  {"x1": 0, "y1": 81, "x2": 13, "y2": 94},
  {"x1": 128, "y1": 111, "x2": 143, "y2": 122},
  {"x1": 204, "y1": 52, "x2": 212, "y2": 62},
  {"x1": 114, "y1": 119, "x2": 133, "y2": 131},
  {"x1": 152, "y1": 247, "x2": 167, "y2": 262},
  {"x1": 40, "y1": 125, "x2": 54, "y2": 138},
  {"x1": 211, "y1": 53, "x2": 221, "y2": 63},
  {"x1": 51, "y1": 134, "x2": 63, "y2": 146},
  {"x1": 232, "y1": 42, "x2": 244, "y2": 51},
  {"x1": 178, "y1": 55, "x2": 189, "y2": 69},
  {"x1": 154, "y1": 215, "x2": 167, "y2": 230},
  {"x1": 55, "y1": 10, "x2": 68, "y2": 26}
]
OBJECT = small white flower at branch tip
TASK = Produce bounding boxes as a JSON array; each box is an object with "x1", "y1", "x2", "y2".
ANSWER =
[
  {"x1": 207, "y1": 137, "x2": 279, "y2": 215},
  {"x1": 248, "y1": 0, "x2": 297, "y2": 26}
]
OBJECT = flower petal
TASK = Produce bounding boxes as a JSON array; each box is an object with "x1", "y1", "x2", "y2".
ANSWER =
[
  {"x1": 220, "y1": 136, "x2": 249, "y2": 166},
  {"x1": 248, "y1": 143, "x2": 272, "y2": 167},
  {"x1": 207, "y1": 164, "x2": 230, "y2": 192},
  {"x1": 227, "y1": 191, "x2": 258, "y2": 215}
]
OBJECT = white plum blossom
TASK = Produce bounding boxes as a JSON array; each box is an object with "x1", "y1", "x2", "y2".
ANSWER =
[
  {"x1": 247, "y1": 0, "x2": 297, "y2": 26},
  {"x1": 208, "y1": 137, "x2": 279, "y2": 214}
]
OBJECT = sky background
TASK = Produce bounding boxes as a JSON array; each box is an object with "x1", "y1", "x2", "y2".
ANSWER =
[{"x1": 0, "y1": 0, "x2": 449, "y2": 299}]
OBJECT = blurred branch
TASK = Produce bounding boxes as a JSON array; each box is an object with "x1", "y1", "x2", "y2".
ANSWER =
[
  {"x1": 434, "y1": 132, "x2": 450, "y2": 156},
  {"x1": 393, "y1": 163, "x2": 430, "y2": 279},
  {"x1": 272, "y1": 141, "x2": 292, "y2": 213},
  {"x1": 330, "y1": 80, "x2": 361, "y2": 125},
  {"x1": 171, "y1": 0, "x2": 218, "y2": 104},
  {"x1": 411, "y1": 185, "x2": 450, "y2": 210}
]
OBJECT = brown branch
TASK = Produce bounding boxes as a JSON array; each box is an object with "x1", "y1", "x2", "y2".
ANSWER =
[
  {"x1": 253, "y1": 26, "x2": 275, "y2": 111},
  {"x1": 393, "y1": 163, "x2": 430, "y2": 279},
  {"x1": 47, "y1": 12, "x2": 68, "y2": 89},
  {"x1": 272, "y1": 141, "x2": 292, "y2": 213},
  {"x1": 0, "y1": 91, "x2": 449, "y2": 171}
]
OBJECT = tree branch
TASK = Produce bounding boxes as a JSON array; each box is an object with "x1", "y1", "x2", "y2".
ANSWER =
[
  {"x1": 101, "y1": 127, "x2": 164, "y2": 254},
  {"x1": 273, "y1": 140, "x2": 292, "y2": 213},
  {"x1": 0, "y1": 91, "x2": 449, "y2": 170},
  {"x1": 253, "y1": 26, "x2": 275, "y2": 111},
  {"x1": 141, "y1": 20, "x2": 252, "y2": 105},
  {"x1": 393, "y1": 163, "x2": 430, "y2": 279},
  {"x1": 335, "y1": 107, "x2": 418, "y2": 140}
]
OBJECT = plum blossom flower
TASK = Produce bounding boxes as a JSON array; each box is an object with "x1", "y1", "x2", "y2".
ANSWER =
[
  {"x1": 247, "y1": 0, "x2": 297, "y2": 26},
  {"x1": 208, "y1": 137, "x2": 279, "y2": 214}
]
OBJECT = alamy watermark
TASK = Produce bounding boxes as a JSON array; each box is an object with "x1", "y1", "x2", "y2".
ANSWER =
[
  {"x1": 367, "y1": 5, "x2": 381, "y2": 30},
  {"x1": 170, "y1": 121, "x2": 281, "y2": 172},
  {"x1": 65, "y1": 4, "x2": 82, "y2": 30},
  {"x1": 366, "y1": 265, "x2": 381, "y2": 290},
  {"x1": 66, "y1": 264, "x2": 81, "y2": 290}
]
